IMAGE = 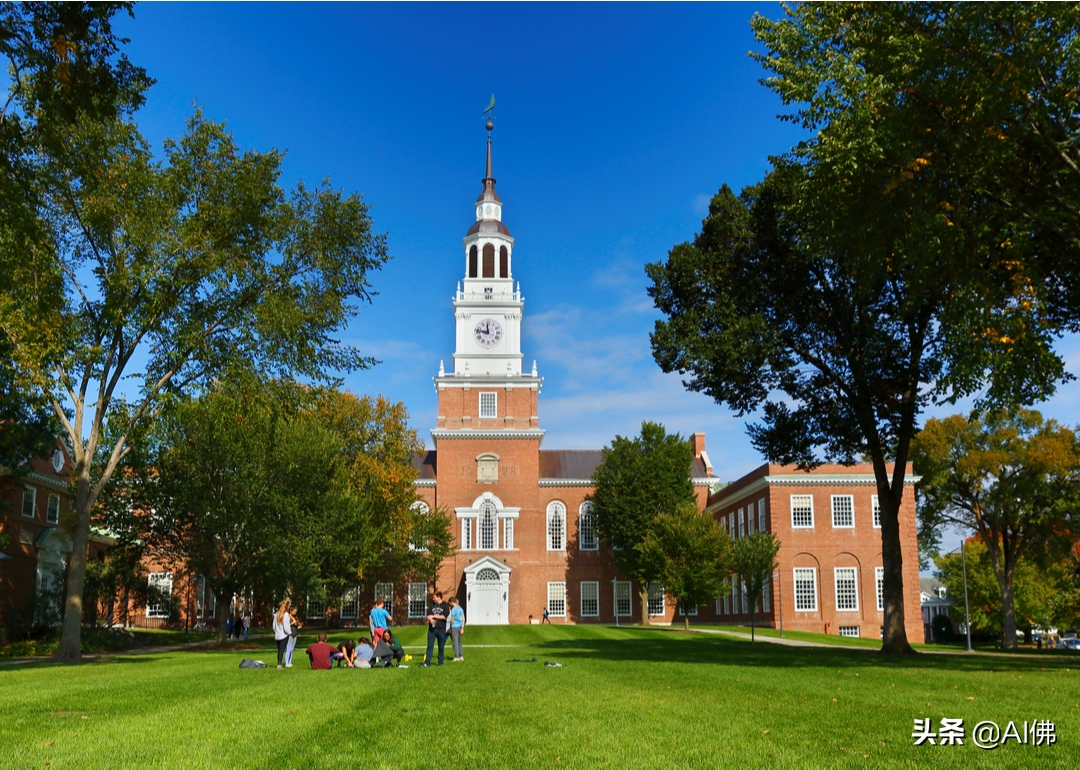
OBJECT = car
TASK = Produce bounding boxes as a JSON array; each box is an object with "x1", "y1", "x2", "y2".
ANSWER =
[{"x1": 1063, "y1": 638, "x2": 1080, "y2": 651}]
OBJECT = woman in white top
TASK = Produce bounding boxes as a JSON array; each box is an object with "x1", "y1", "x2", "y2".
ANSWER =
[{"x1": 273, "y1": 599, "x2": 293, "y2": 669}]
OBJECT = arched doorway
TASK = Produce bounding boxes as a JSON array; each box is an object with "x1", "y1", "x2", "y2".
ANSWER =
[{"x1": 463, "y1": 555, "x2": 511, "y2": 625}]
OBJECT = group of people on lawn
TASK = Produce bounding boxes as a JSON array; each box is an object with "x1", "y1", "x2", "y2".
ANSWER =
[{"x1": 270, "y1": 590, "x2": 466, "y2": 670}]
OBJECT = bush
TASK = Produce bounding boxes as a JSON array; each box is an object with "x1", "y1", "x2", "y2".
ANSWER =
[{"x1": 931, "y1": 613, "x2": 954, "y2": 642}]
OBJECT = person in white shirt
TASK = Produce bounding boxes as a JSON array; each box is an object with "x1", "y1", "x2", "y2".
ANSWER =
[{"x1": 272, "y1": 600, "x2": 293, "y2": 669}]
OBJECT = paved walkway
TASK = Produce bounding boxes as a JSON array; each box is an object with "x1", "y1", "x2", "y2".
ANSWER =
[{"x1": 0, "y1": 633, "x2": 274, "y2": 666}]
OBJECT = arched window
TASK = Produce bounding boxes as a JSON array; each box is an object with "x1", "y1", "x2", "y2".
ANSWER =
[
  {"x1": 578, "y1": 502, "x2": 598, "y2": 551},
  {"x1": 479, "y1": 501, "x2": 497, "y2": 550},
  {"x1": 409, "y1": 501, "x2": 430, "y2": 552},
  {"x1": 476, "y1": 568, "x2": 499, "y2": 581},
  {"x1": 482, "y1": 243, "x2": 495, "y2": 278},
  {"x1": 547, "y1": 501, "x2": 566, "y2": 551},
  {"x1": 469, "y1": 245, "x2": 478, "y2": 278},
  {"x1": 499, "y1": 246, "x2": 508, "y2": 278}
]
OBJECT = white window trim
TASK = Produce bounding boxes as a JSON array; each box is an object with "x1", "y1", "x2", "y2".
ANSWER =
[
  {"x1": 613, "y1": 580, "x2": 632, "y2": 618},
  {"x1": 794, "y1": 567, "x2": 818, "y2": 612},
  {"x1": 478, "y1": 502, "x2": 499, "y2": 550},
  {"x1": 479, "y1": 391, "x2": 498, "y2": 419},
  {"x1": 21, "y1": 487, "x2": 36, "y2": 519},
  {"x1": 502, "y1": 517, "x2": 514, "y2": 550},
  {"x1": 375, "y1": 582, "x2": 394, "y2": 613},
  {"x1": 872, "y1": 495, "x2": 881, "y2": 529},
  {"x1": 762, "y1": 580, "x2": 771, "y2": 613},
  {"x1": 741, "y1": 581, "x2": 748, "y2": 614},
  {"x1": 831, "y1": 495, "x2": 855, "y2": 529},
  {"x1": 838, "y1": 626, "x2": 860, "y2": 638},
  {"x1": 146, "y1": 572, "x2": 173, "y2": 618},
  {"x1": 738, "y1": 508, "x2": 745, "y2": 538},
  {"x1": 647, "y1": 582, "x2": 665, "y2": 616},
  {"x1": 547, "y1": 582, "x2": 567, "y2": 617},
  {"x1": 461, "y1": 518, "x2": 472, "y2": 550},
  {"x1": 834, "y1": 567, "x2": 859, "y2": 612},
  {"x1": 46, "y1": 493, "x2": 60, "y2": 524},
  {"x1": 757, "y1": 499, "x2": 766, "y2": 532},
  {"x1": 791, "y1": 494, "x2": 814, "y2": 529},
  {"x1": 875, "y1": 567, "x2": 884, "y2": 612},
  {"x1": 578, "y1": 502, "x2": 598, "y2": 551},
  {"x1": 580, "y1": 581, "x2": 599, "y2": 617},
  {"x1": 407, "y1": 582, "x2": 427, "y2": 619},
  {"x1": 728, "y1": 513, "x2": 734, "y2": 538},
  {"x1": 547, "y1": 501, "x2": 566, "y2": 551},
  {"x1": 340, "y1": 585, "x2": 362, "y2": 620}
]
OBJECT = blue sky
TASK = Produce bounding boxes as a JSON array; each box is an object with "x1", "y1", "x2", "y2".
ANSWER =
[{"x1": 111, "y1": 3, "x2": 1080, "y2": 551}]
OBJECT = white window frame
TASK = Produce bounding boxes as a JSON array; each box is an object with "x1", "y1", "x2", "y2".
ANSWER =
[
  {"x1": 578, "y1": 502, "x2": 598, "y2": 551},
  {"x1": 580, "y1": 581, "x2": 599, "y2": 617},
  {"x1": 738, "y1": 508, "x2": 745, "y2": 538},
  {"x1": 197, "y1": 576, "x2": 206, "y2": 618},
  {"x1": 834, "y1": 567, "x2": 859, "y2": 611},
  {"x1": 757, "y1": 499, "x2": 766, "y2": 532},
  {"x1": 791, "y1": 495, "x2": 814, "y2": 529},
  {"x1": 613, "y1": 581, "x2": 632, "y2": 617},
  {"x1": 762, "y1": 580, "x2": 771, "y2": 613},
  {"x1": 831, "y1": 495, "x2": 855, "y2": 529},
  {"x1": 146, "y1": 572, "x2": 173, "y2": 618},
  {"x1": 838, "y1": 626, "x2": 860, "y2": 638},
  {"x1": 728, "y1": 513, "x2": 734, "y2": 539},
  {"x1": 731, "y1": 582, "x2": 738, "y2": 614},
  {"x1": 479, "y1": 391, "x2": 498, "y2": 418},
  {"x1": 547, "y1": 582, "x2": 566, "y2": 617},
  {"x1": 408, "y1": 501, "x2": 430, "y2": 552},
  {"x1": 503, "y1": 517, "x2": 514, "y2": 550},
  {"x1": 46, "y1": 494, "x2": 60, "y2": 524},
  {"x1": 741, "y1": 580, "x2": 748, "y2": 614},
  {"x1": 478, "y1": 501, "x2": 498, "y2": 550},
  {"x1": 306, "y1": 594, "x2": 326, "y2": 620},
  {"x1": 375, "y1": 582, "x2": 394, "y2": 613},
  {"x1": 723, "y1": 593, "x2": 730, "y2": 615},
  {"x1": 794, "y1": 567, "x2": 818, "y2": 612},
  {"x1": 716, "y1": 596, "x2": 724, "y2": 615},
  {"x1": 875, "y1": 567, "x2": 884, "y2": 612},
  {"x1": 340, "y1": 585, "x2": 362, "y2": 620},
  {"x1": 461, "y1": 517, "x2": 472, "y2": 550},
  {"x1": 408, "y1": 582, "x2": 427, "y2": 619},
  {"x1": 872, "y1": 495, "x2": 881, "y2": 528},
  {"x1": 647, "y1": 582, "x2": 665, "y2": 616},
  {"x1": 547, "y1": 501, "x2": 566, "y2": 551},
  {"x1": 678, "y1": 602, "x2": 698, "y2": 617},
  {"x1": 21, "y1": 487, "x2": 36, "y2": 519}
]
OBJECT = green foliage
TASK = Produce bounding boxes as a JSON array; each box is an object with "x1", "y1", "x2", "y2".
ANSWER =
[
  {"x1": 729, "y1": 532, "x2": 781, "y2": 642},
  {"x1": 913, "y1": 409, "x2": 1080, "y2": 646},
  {"x1": 637, "y1": 502, "x2": 730, "y2": 629}
]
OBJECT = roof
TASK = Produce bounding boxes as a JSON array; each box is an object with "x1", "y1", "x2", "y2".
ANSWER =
[
  {"x1": 412, "y1": 451, "x2": 437, "y2": 481},
  {"x1": 920, "y1": 577, "x2": 946, "y2": 594},
  {"x1": 466, "y1": 219, "x2": 512, "y2": 237},
  {"x1": 539, "y1": 450, "x2": 603, "y2": 480}
]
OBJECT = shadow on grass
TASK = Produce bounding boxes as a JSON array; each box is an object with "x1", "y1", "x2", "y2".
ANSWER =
[{"x1": 529, "y1": 629, "x2": 1078, "y2": 674}]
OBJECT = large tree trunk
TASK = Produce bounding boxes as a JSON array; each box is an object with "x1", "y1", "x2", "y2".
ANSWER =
[
  {"x1": 872, "y1": 461, "x2": 915, "y2": 655},
  {"x1": 993, "y1": 555, "x2": 1018, "y2": 650},
  {"x1": 54, "y1": 469, "x2": 92, "y2": 662},
  {"x1": 684, "y1": 611, "x2": 690, "y2": 632},
  {"x1": 639, "y1": 585, "x2": 650, "y2": 627}
]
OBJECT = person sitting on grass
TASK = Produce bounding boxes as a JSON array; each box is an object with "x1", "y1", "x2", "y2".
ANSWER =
[
  {"x1": 375, "y1": 629, "x2": 405, "y2": 667},
  {"x1": 306, "y1": 633, "x2": 339, "y2": 670},
  {"x1": 355, "y1": 636, "x2": 374, "y2": 668},
  {"x1": 337, "y1": 638, "x2": 357, "y2": 668}
]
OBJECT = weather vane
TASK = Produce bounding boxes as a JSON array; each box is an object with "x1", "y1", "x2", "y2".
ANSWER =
[{"x1": 482, "y1": 94, "x2": 496, "y2": 135}]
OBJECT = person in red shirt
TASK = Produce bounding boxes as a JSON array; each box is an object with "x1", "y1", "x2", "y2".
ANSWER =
[{"x1": 306, "y1": 633, "x2": 339, "y2": 670}]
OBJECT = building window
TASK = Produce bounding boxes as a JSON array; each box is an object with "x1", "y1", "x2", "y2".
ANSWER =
[
  {"x1": 482, "y1": 243, "x2": 495, "y2": 278},
  {"x1": 579, "y1": 502, "x2": 598, "y2": 551},
  {"x1": 580, "y1": 581, "x2": 599, "y2": 617},
  {"x1": 747, "y1": 506, "x2": 755, "y2": 535},
  {"x1": 731, "y1": 582, "x2": 738, "y2": 614},
  {"x1": 476, "y1": 568, "x2": 499, "y2": 582},
  {"x1": 547, "y1": 501, "x2": 566, "y2": 550},
  {"x1": 479, "y1": 502, "x2": 498, "y2": 550},
  {"x1": 738, "y1": 508, "x2": 745, "y2": 538},
  {"x1": 832, "y1": 495, "x2": 854, "y2": 528},
  {"x1": 741, "y1": 581, "x2": 749, "y2": 614},
  {"x1": 876, "y1": 567, "x2": 884, "y2": 612},
  {"x1": 408, "y1": 583, "x2": 427, "y2": 619},
  {"x1": 306, "y1": 595, "x2": 326, "y2": 620},
  {"x1": 479, "y1": 392, "x2": 497, "y2": 418},
  {"x1": 499, "y1": 245, "x2": 508, "y2": 278},
  {"x1": 469, "y1": 245, "x2": 478, "y2": 278},
  {"x1": 872, "y1": 495, "x2": 881, "y2": 528},
  {"x1": 762, "y1": 580, "x2": 771, "y2": 613},
  {"x1": 409, "y1": 501, "x2": 430, "y2": 552},
  {"x1": 548, "y1": 582, "x2": 566, "y2": 617},
  {"x1": 647, "y1": 582, "x2": 665, "y2": 616},
  {"x1": 46, "y1": 494, "x2": 60, "y2": 524},
  {"x1": 723, "y1": 594, "x2": 730, "y2": 615},
  {"x1": 375, "y1": 582, "x2": 394, "y2": 613},
  {"x1": 21, "y1": 487, "x2": 35, "y2": 518},
  {"x1": 197, "y1": 577, "x2": 206, "y2": 618},
  {"x1": 461, "y1": 518, "x2": 472, "y2": 550},
  {"x1": 791, "y1": 495, "x2": 814, "y2": 529},
  {"x1": 340, "y1": 586, "x2": 362, "y2": 621},
  {"x1": 678, "y1": 602, "x2": 698, "y2": 616},
  {"x1": 834, "y1": 567, "x2": 859, "y2": 611},
  {"x1": 728, "y1": 513, "x2": 734, "y2": 539},
  {"x1": 794, "y1": 568, "x2": 817, "y2": 611},
  {"x1": 716, "y1": 596, "x2": 724, "y2": 615},
  {"x1": 838, "y1": 626, "x2": 860, "y2": 638},
  {"x1": 503, "y1": 517, "x2": 514, "y2": 550},
  {"x1": 146, "y1": 572, "x2": 173, "y2": 618},
  {"x1": 757, "y1": 499, "x2": 766, "y2": 532},
  {"x1": 614, "y1": 581, "x2": 632, "y2": 617}
]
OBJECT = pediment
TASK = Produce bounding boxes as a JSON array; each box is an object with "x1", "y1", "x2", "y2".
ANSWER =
[{"x1": 462, "y1": 554, "x2": 512, "y2": 576}]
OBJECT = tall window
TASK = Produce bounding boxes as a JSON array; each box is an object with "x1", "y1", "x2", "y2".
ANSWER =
[
  {"x1": 762, "y1": 580, "x2": 771, "y2": 613},
  {"x1": 728, "y1": 513, "x2": 734, "y2": 538},
  {"x1": 409, "y1": 501, "x2": 430, "y2": 552},
  {"x1": 731, "y1": 581, "x2": 738, "y2": 613},
  {"x1": 747, "y1": 507, "x2": 754, "y2": 535},
  {"x1": 499, "y1": 245, "x2": 508, "y2": 278},
  {"x1": 723, "y1": 594, "x2": 730, "y2": 615},
  {"x1": 578, "y1": 502, "x2": 598, "y2": 550},
  {"x1": 21, "y1": 487, "x2": 35, "y2": 518},
  {"x1": 306, "y1": 594, "x2": 326, "y2": 620},
  {"x1": 146, "y1": 572, "x2": 173, "y2": 618},
  {"x1": 482, "y1": 243, "x2": 495, "y2": 278},
  {"x1": 678, "y1": 602, "x2": 698, "y2": 617},
  {"x1": 614, "y1": 581, "x2": 632, "y2": 617},
  {"x1": 834, "y1": 567, "x2": 858, "y2": 611},
  {"x1": 46, "y1": 494, "x2": 60, "y2": 524},
  {"x1": 832, "y1": 495, "x2": 855, "y2": 528},
  {"x1": 408, "y1": 583, "x2": 427, "y2": 619},
  {"x1": 479, "y1": 392, "x2": 497, "y2": 418},
  {"x1": 547, "y1": 501, "x2": 566, "y2": 550},
  {"x1": 503, "y1": 518, "x2": 514, "y2": 549},
  {"x1": 741, "y1": 581, "x2": 748, "y2": 614},
  {"x1": 872, "y1": 495, "x2": 881, "y2": 528},
  {"x1": 461, "y1": 518, "x2": 472, "y2": 550},
  {"x1": 376, "y1": 582, "x2": 394, "y2": 614},
  {"x1": 580, "y1": 581, "x2": 599, "y2": 617},
  {"x1": 548, "y1": 582, "x2": 566, "y2": 617},
  {"x1": 757, "y1": 499, "x2": 766, "y2": 532},
  {"x1": 469, "y1": 245, "x2": 478, "y2": 278},
  {"x1": 197, "y1": 577, "x2": 207, "y2": 618},
  {"x1": 794, "y1": 568, "x2": 818, "y2": 611},
  {"x1": 791, "y1": 495, "x2": 814, "y2": 528},
  {"x1": 479, "y1": 502, "x2": 498, "y2": 550},
  {"x1": 875, "y1": 567, "x2": 884, "y2": 611},
  {"x1": 340, "y1": 586, "x2": 362, "y2": 621},
  {"x1": 738, "y1": 508, "x2": 745, "y2": 538},
  {"x1": 716, "y1": 596, "x2": 725, "y2": 615},
  {"x1": 647, "y1": 582, "x2": 665, "y2": 616}
]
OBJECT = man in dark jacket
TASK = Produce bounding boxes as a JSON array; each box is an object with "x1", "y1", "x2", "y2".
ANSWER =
[{"x1": 420, "y1": 591, "x2": 450, "y2": 667}]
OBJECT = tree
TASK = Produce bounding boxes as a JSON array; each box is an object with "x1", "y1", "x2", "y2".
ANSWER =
[
  {"x1": 936, "y1": 539, "x2": 1073, "y2": 643},
  {"x1": 0, "y1": 331, "x2": 61, "y2": 481},
  {"x1": 729, "y1": 532, "x2": 781, "y2": 643},
  {"x1": 911, "y1": 409, "x2": 1080, "y2": 648},
  {"x1": 589, "y1": 422, "x2": 697, "y2": 625},
  {"x1": 0, "y1": 102, "x2": 389, "y2": 661},
  {"x1": 638, "y1": 502, "x2": 729, "y2": 631}
]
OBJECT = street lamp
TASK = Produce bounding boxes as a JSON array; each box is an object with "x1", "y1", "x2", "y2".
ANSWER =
[{"x1": 961, "y1": 541, "x2": 973, "y2": 653}]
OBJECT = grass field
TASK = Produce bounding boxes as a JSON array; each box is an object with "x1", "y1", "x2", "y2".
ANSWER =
[{"x1": 0, "y1": 625, "x2": 1074, "y2": 768}]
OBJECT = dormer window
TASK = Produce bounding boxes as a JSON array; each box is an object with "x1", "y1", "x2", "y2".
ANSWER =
[{"x1": 938, "y1": 587, "x2": 947, "y2": 599}]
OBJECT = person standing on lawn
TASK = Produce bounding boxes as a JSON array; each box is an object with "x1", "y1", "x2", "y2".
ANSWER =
[
  {"x1": 272, "y1": 600, "x2": 293, "y2": 670},
  {"x1": 420, "y1": 590, "x2": 450, "y2": 667},
  {"x1": 284, "y1": 612, "x2": 302, "y2": 667},
  {"x1": 242, "y1": 612, "x2": 251, "y2": 639},
  {"x1": 448, "y1": 596, "x2": 465, "y2": 662},
  {"x1": 369, "y1": 599, "x2": 392, "y2": 644}
]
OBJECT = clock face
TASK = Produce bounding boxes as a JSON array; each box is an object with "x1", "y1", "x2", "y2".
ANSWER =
[{"x1": 474, "y1": 319, "x2": 503, "y2": 347}]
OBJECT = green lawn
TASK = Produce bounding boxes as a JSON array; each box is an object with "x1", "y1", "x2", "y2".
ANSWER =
[{"x1": 0, "y1": 626, "x2": 1074, "y2": 768}]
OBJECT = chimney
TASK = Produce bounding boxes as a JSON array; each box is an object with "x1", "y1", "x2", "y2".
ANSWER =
[{"x1": 691, "y1": 432, "x2": 712, "y2": 475}]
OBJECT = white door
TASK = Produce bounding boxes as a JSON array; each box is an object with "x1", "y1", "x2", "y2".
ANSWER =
[{"x1": 471, "y1": 584, "x2": 501, "y2": 625}]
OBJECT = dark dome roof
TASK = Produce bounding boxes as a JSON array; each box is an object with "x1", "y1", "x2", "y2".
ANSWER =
[{"x1": 466, "y1": 219, "x2": 512, "y2": 237}]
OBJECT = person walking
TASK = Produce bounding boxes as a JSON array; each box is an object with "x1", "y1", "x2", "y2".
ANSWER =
[
  {"x1": 448, "y1": 596, "x2": 466, "y2": 662},
  {"x1": 541, "y1": 607, "x2": 551, "y2": 624},
  {"x1": 285, "y1": 611, "x2": 302, "y2": 667},
  {"x1": 241, "y1": 612, "x2": 251, "y2": 640},
  {"x1": 420, "y1": 590, "x2": 450, "y2": 667},
  {"x1": 272, "y1": 600, "x2": 293, "y2": 670}
]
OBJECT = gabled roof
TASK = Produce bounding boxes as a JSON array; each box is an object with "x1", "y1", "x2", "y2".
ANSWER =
[
  {"x1": 539, "y1": 450, "x2": 603, "y2": 480},
  {"x1": 412, "y1": 451, "x2": 437, "y2": 481}
]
